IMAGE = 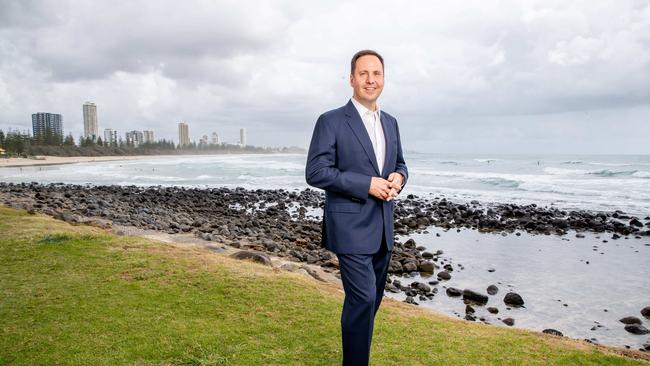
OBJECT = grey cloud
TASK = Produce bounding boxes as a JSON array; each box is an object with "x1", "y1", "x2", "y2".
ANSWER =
[
  {"x1": 1, "y1": 0, "x2": 290, "y2": 82},
  {"x1": 0, "y1": 0, "x2": 58, "y2": 29}
]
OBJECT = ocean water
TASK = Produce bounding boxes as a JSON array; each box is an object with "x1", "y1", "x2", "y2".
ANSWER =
[
  {"x1": 2, "y1": 153, "x2": 649, "y2": 216},
  {"x1": 405, "y1": 153, "x2": 650, "y2": 217}
]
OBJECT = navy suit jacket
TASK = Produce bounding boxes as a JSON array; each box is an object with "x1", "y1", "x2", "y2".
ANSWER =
[{"x1": 305, "y1": 100, "x2": 408, "y2": 254}]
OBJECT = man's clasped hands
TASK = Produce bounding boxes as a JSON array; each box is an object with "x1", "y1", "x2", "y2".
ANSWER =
[{"x1": 368, "y1": 172, "x2": 403, "y2": 201}]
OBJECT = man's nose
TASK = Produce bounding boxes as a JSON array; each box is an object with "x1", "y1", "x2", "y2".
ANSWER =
[{"x1": 366, "y1": 75, "x2": 376, "y2": 84}]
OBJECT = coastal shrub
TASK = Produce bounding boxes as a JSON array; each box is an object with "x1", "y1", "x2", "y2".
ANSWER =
[{"x1": 36, "y1": 233, "x2": 73, "y2": 245}]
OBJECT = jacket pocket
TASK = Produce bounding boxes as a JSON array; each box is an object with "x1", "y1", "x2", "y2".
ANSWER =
[{"x1": 327, "y1": 202, "x2": 361, "y2": 213}]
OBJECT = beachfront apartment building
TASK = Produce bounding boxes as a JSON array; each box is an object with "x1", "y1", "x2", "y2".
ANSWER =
[
  {"x1": 239, "y1": 128, "x2": 246, "y2": 147},
  {"x1": 199, "y1": 134, "x2": 209, "y2": 146},
  {"x1": 125, "y1": 130, "x2": 144, "y2": 147},
  {"x1": 31, "y1": 112, "x2": 63, "y2": 143},
  {"x1": 143, "y1": 130, "x2": 154, "y2": 144},
  {"x1": 104, "y1": 128, "x2": 117, "y2": 146},
  {"x1": 178, "y1": 122, "x2": 189, "y2": 147},
  {"x1": 83, "y1": 102, "x2": 98, "y2": 140},
  {"x1": 211, "y1": 132, "x2": 220, "y2": 145}
]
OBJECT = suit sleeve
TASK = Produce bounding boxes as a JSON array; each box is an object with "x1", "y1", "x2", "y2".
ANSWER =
[
  {"x1": 394, "y1": 118, "x2": 409, "y2": 188},
  {"x1": 305, "y1": 115, "x2": 372, "y2": 200}
]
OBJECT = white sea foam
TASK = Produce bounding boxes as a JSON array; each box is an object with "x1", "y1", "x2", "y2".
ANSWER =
[
  {"x1": 131, "y1": 175, "x2": 185, "y2": 182},
  {"x1": 2, "y1": 153, "x2": 649, "y2": 215},
  {"x1": 543, "y1": 167, "x2": 589, "y2": 175},
  {"x1": 587, "y1": 161, "x2": 650, "y2": 167},
  {"x1": 587, "y1": 169, "x2": 639, "y2": 177},
  {"x1": 478, "y1": 177, "x2": 522, "y2": 189}
]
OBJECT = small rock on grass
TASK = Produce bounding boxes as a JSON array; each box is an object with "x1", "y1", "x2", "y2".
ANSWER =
[
  {"x1": 543, "y1": 329, "x2": 564, "y2": 337},
  {"x1": 230, "y1": 250, "x2": 272, "y2": 266}
]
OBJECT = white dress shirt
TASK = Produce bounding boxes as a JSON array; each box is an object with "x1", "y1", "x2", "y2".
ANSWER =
[{"x1": 351, "y1": 97, "x2": 385, "y2": 175}]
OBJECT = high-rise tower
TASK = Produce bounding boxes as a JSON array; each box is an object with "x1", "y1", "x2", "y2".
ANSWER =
[
  {"x1": 178, "y1": 122, "x2": 189, "y2": 147},
  {"x1": 83, "y1": 102, "x2": 98, "y2": 139},
  {"x1": 32, "y1": 112, "x2": 63, "y2": 143},
  {"x1": 239, "y1": 128, "x2": 246, "y2": 147}
]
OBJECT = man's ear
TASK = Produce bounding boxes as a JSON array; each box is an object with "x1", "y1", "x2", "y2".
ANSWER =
[{"x1": 349, "y1": 74, "x2": 354, "y2": 87}]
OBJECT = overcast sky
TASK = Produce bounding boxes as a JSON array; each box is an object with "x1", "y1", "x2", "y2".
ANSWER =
[{"x1": 1, "y1": 0, "x2": 649, "y2": 154}]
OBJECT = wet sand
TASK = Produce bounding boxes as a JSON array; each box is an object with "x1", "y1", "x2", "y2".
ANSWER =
[{"x1": 0, "y1": 155, "x2": 177, "y2": 168}]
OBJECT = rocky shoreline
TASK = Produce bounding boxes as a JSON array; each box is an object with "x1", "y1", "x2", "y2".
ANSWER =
[{"x1": 1, "y1": 182, "x2": 649, "y2": 352}]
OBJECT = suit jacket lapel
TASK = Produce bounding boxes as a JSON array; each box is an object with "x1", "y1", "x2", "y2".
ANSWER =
[{"x1": 344, "y1": 100, "x2": 381, "y2": 175}]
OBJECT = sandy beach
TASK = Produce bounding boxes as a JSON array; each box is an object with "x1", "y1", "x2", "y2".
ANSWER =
[{"x1": 0, "y1": 154, "x2": 187, "y2": 168}]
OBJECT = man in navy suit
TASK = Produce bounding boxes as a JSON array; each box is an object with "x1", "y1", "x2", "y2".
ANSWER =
[{"x1": 305, "y1": 50, "x2": 408, "y2": 366}]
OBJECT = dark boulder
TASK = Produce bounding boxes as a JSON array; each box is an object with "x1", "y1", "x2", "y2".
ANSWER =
[
  {"x1": 418, "y1": 261, "x2": 435, "y2": 273},
  {"x1": 230, "y1": 250, "x2": 272, "y2": 266},
  {"x1": 624, "y1": 324, "x2": 649, "y2": 335},
  {"x1": 619, "y1": 316, "x2": 642, "y2": 325},
  {"x1": 415, "y1": 282, "x2": 432, "y2": 293},
  {"x1": 404, "y1": 238, "x2": 416, "y2": 248},
  {"x1": 446, "y1": 287, "x2": 462, "y2": 297},
  {"x1": 385, "y1": 283, "x2": 400, "y2": 293},
  {"x1": 502, "y1": 318, "x2": 515, "y2": 326},
  {"x1": 503, "y1": 292, "x2": 525, "y2": 307},
  {"x1": 463, "y1": 289, "x2": 488, "y2": 305},
  {"x1": 404, "y1": 296, "x2": 418, "y2": 305},
  {"x1": 487, "y1": 285, "x2": 499, "y2": 295},
  {"x1": 403, "y1": 261, "x2": 418, "y2": 272},
  {"x1": 543, "y1": 329, "x2": 564, "y2": 337},
  {"x1": 388, "y1": 260, "x2": 403, "y2": 273},
  {"x1": 641, "y1": 306, "x2": 650, "y2": 320},
  {"x1": 630, "y1": 218, "x2": 643, "y2": 227}
]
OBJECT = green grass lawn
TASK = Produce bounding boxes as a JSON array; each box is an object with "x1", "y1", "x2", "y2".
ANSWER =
[{"x1": 0, "y1": 206, "x2": 648, "y2": 365}]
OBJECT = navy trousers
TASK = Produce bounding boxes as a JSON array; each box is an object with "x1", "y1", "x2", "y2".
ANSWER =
[{"x1": 336, "y1": 234, "x2": 391, "y2": 366}]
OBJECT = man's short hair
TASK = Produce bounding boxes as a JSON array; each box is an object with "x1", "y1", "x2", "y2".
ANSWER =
[{"x1": 351, "y1": 50, "x2": 384, "y2": 75}]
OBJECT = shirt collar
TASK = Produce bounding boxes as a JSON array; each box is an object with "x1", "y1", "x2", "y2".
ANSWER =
[{"x1": 351, "y1": 97, "x2": 380, "y2": 119}]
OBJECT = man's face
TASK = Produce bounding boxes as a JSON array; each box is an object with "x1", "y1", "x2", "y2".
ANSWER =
[{"x1": 350, "y1": 55, "x2": 384, "y2": 108}]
